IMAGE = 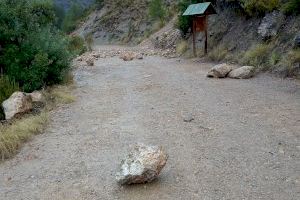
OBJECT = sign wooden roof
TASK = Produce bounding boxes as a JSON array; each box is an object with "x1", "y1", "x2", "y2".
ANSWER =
[{"x1": 183, "y1": 2, "x2": 217, "y2": 16}]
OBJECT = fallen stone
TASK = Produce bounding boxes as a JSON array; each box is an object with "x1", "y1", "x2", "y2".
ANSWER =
[
  {"x1": 228, "y1": 66, "x2": 255, "y2": 79},
  {"x1": 119, "y1": 52, "x2": 135, "y2": 61},
  {"x1": 86, "y1": 58, "x2": 94, "y2": 66},
  {"x1": 207, "y1": 63, "x2": 233, "y2": 78},
  {"x1": 27, "y1": 91, "x2": 45, "y2": 102},
  {"x1": 116, "y1": 144, "x2": 168, "y2": 185},
  {"x1": 2, "y1": 92, "x2": 33, "y2": 120},
  {"x1": 183, "y1": 114, "x2": 194, "y2": 122}
]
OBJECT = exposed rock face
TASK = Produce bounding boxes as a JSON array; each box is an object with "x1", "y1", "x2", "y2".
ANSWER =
[
  {"x1": 116, "y1": 144, "x2": 168, "y2": 185},
  {"x1": 258, "y1": 11, "x2": 284, "y2": 40},
  {"x1": 207, "y1": 63, "x2": 233, "y2": 78},
  {"x1": 228, "y1": 66, "x2": 255, "y2": 79},
  {"x1": 28, "y1": 91, "x2": 45, "y2": 102},
  {"x1": 2, "y1": 92, "x2": 33, "y2": 120}
]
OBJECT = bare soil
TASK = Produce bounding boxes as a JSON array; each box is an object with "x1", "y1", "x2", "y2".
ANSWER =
[{"x1": 0, "y1": 46, "x2": 299, "y2": 200}]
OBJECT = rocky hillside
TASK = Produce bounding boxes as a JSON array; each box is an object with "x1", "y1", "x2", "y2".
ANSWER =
[{"x1": 76, "y1": 0, "x2": 300, "y2": 77}]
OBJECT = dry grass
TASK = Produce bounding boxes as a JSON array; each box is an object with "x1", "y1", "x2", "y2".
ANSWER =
[
  {"x1": 176, "y1": 40, "x2": 189, "y2": 55},
  {"x1": 278, "y1": 49, "x2": 300, "y2": 76},
  {"x1": 241, "y1": 44, "x2": 271, "y2": 69},
  {"x1": 0, "y1": 112, "x2": 48, "y2": 160},
  {"x1": 47, "y1": 85, "x2": 76, "y2": 105},
  {"x1": 208, "y1": 45, "x2": 228, "y2": 62},
  {"x1": 0, "y1": 82, "x2": 75, "y2": 160}
]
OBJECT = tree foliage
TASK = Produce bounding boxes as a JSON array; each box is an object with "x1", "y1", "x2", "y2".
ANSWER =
[{"x1": 0, "y1": 0, "x2": 72, "y2": 92}]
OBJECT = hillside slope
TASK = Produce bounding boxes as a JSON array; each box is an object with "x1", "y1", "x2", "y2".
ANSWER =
[{"x1": 76, "y1": 0, "x2": 299, "y2": 77}]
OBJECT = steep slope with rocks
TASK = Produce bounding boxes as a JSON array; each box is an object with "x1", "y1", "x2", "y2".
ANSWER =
[{"x1": 75, "y1": 0, "x2": 299, "y2": 77}]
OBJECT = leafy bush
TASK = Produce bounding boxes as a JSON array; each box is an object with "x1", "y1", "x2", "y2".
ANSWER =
[
  {"x1": 282, "y1": 0, "x2": 300, "y2": 15},
  {"x1": 68, "y1": 35, "x2": 87, "y2": 55},
  {"x1": 240, "y1": 0, "x2": 280, "y2": 16},
  {"x1": 242, "y1": 44, "x2": 271, "y2": 68},
  {"x1": 0, "y1": 0, "x2": 72, "y2": 92},
  {"x1": 0, "y1": 76, "x2": 20, "y2": 120},
  {"x1": 149, "y1": 0, "x2": 167, "y2": 23}
]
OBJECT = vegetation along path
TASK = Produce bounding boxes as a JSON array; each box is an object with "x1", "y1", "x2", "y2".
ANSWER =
[{"x1": 0, "y1": 46, "x2": 300, "y2": 200}]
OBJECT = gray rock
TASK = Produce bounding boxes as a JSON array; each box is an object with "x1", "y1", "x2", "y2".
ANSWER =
[
  {"x1": 228, "y1": 66, "x2": 255, "y2": 79},
  {"x1": 183, "y1": 114, "x2": 194, "y2": 122},
  {"x1": 258, "y1": 11, "x2": 284, "y2": 40},
  {"x1": 294, "y1": 33, "x2": 300, "y2": 48},
  {"x1": 116, "y1": 144, "x2": 168, "y2": 185},
  {"x1": 2, "y1": 92, "x2": 33, "y2": 120},
  {"x1": 27, "y1": 91, "x2": 45, "y2": 102},
  {"x1": 207, "y1": 63, "x2": 233, "y2": 78}
]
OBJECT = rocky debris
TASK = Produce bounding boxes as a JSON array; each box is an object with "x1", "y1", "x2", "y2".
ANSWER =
[
  {"x1": 136, "y1": 54, "x2": 144, "y2": 60},
  {"x1": 86, "y1": 58, "x2": 94, "y2": 66},
  {"x1": 116, "y1": 143, "x2": 168, "y2": 185},
  {"x1": 151, "y1": 29, "x2": 181, "y2": 50},
  {"x1": 294, "y1": 33, "x2": 300, "y2": 48},
  {"x1": 258, "y1": 11, "x2": 284, "y2": 40},
  {"x1": 27, "y1": 91, "x2": 45, "y2": 102},
  {"x1": 119, "y1": 52, "x2": 135, "y2": 61},
  {"x1": 2, "y1": 92, "x2": 33, "y2": 120},
  {"x1": 228, "y1": 66, "x2": 255, "y2": 79},
  {"x1": 207, "y1": 63, "x2": 233, "y2": 78},
  {"x1": 183, "y1": 114, "x2": 194, "y2": 122}
]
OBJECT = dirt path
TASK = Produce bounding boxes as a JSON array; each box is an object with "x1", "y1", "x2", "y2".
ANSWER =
[{"x1": 0, "y1": 46, "x2": 300, "y2": 200}]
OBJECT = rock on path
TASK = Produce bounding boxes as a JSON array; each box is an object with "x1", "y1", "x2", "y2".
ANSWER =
[{"x1": 116, "y1": 144, "x2": 168, "y2": 185}]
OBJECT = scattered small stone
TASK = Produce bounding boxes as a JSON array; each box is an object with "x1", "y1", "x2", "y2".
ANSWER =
[
  {"x1": 183, "y1": 114, "x2": 194, "y2": 122},
  {"x1": 116, "y1": 143, "x2": 168, "y2": 185},
  {"x1": 86, "y1": 58, "x2": 94, "y2": 66}
]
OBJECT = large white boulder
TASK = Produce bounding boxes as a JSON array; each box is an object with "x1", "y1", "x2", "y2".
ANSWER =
[
  {"x1": 228, "y1": 66, "x2": 255, "y2": 79},
  {"x1": 207, "y1": 63, "x2": 233, "y2": 78},
  {"x1": 2, "y1": 92, "x2": 33, "y2": 120},
  {"x1": 116, "y1": 144, "x2": 168, "y2": 185}
]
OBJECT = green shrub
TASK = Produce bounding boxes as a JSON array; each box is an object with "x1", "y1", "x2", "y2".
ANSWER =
[
  {"x1": 240, "y1": 0, "x2": 280, "y2": 16},
  {"x1": 282, "y1": 0, "x2": 300, "y2": 15},
  {"x1": 149, "y1": 0, "x2": 167, "y2": 23},
  {"x1": 62, "y1": 3, "x2": 83, "y2": 33},
  {"x1": 242, "y1": 44, "x2": 271, "y2": 68},
  {"x1": 0, "y1": 76, "x2": 19, "y2": 120},
  {"x1": 68, "y1": 35, "x2": 87, "y2": 55},
  {"x1": 0, "y1": 0, "x2": 72, "y2": 92}
]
